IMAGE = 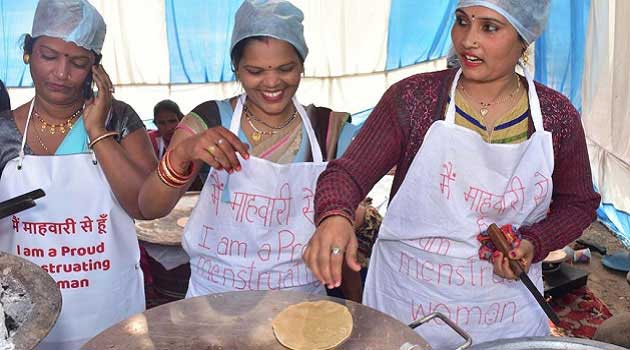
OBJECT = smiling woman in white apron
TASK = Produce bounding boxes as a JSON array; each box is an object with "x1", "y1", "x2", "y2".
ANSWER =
[
  {"x1": 138, "y1": 0, "x2": 364, "y2": 301},
  {"x1": 305, "y1": 0, "x2": 600, "y2": 348},
  {"x1": 0, "y1": 1, "x2": 156, "y2": 349}
]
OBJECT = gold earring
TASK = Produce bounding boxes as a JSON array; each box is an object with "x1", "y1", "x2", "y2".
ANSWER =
[
  {"x1": 23, "y1": 54, "x2": 30, "y2": 64},
  {"x1": 521, "y1": 50, "x2": 530, "y2": 65}
]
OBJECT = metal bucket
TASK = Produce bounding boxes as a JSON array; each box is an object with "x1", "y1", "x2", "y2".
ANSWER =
[{"x1": 471, "y1": 336, "x2": 627, "y2": 350}]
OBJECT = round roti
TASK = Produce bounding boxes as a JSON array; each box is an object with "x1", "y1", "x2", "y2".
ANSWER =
[
  {"x1": 544, "y1": 249, "x2": 568, "y2": 264},
  {"x1": 272, "y1": 300, "x2": 353, "y2": 350}
]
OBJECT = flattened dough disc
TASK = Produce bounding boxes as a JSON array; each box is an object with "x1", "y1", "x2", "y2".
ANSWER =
[{"x1": 272, "y1": 300, "x2": 353, "y2": 350}]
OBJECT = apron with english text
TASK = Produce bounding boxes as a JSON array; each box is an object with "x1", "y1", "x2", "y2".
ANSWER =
[
  {"x1": 0, "y1": 100, "x2": 144, "y2": 350},
  {"x1": 182, "y1": 94, "x2": 325, "y2": 297},
  {"x1": 364, "y1": 66, "x2": 554, "y2": 349}
]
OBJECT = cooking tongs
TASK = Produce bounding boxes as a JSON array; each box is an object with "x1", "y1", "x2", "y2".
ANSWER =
[
  {"x1": 487, "y1": 223, "x2": 561, "y2": 326},
  {"x1": 0, "y1": 189, "x2": 45, "y2": 220}
]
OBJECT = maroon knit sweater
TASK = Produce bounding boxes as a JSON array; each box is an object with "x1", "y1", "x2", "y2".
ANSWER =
[{"x1": 314, "y1": 69, "x2": 600, "y2": 263}]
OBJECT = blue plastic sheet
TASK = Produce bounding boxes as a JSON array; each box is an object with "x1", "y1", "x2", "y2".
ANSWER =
[
  {"x1": 598, "y1": 203, "x2": 630, "y2": 248},
  {"x1": 386, "y1": 0, "x2": 456, "y2": 70},
  {"x1": 166, "y1": 0, "x2": 242, "y2": 84},
  {"x1": 535, "y1": 0, "x2": 591, "y2": 110},
  {"x1": 0, "y1": 0, "x2": 38, "y2": 87}
]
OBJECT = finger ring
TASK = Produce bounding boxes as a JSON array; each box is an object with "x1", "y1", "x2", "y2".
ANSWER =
[
  {"x1": 108, "y1": 87, "x2": 115, "y2": 93},
  {"x1": 331, "y1": 245, "x2": 342, "y2": 256},
  {"x1": 207, "y1": 145, "x2": 216, "y2": 155},
  {"x1": 217, "y1": 138, "x2": 224, "y2": 145}
]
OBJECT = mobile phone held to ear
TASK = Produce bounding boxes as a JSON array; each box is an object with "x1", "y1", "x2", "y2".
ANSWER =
[
  {"x1": 83, "y1": 55, "x2": 102, "y2": 100},
  {"x1": 83, "y1": 71, "x2": 94, "y2": 100}
]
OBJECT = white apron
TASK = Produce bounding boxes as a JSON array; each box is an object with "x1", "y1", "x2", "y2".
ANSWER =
[
  {"x1": 183, "y1": 95, "x2": 325, "y2": 297},
  {"x1": 364, "y1": 67, "x2": 555, "y2": 349},
  {"x1": 0, "y1": 101, "x2": 144, "y2": 350},
  {"x1": 156, "y1": 136, "x2": 166, "y2": 159}
]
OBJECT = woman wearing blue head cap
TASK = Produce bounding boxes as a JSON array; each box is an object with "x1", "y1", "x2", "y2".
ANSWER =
[
  {"x1": 138, "y1": 0, "x2": 365, "y2": 300},
  {"x1": 305, "y1": 0, "x2": 600, "y2": 347},
  {"x1": 0, "y1": 0, "x2": 156, "y2": 348}
]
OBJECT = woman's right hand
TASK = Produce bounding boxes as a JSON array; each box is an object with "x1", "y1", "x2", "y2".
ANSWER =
[
  {"x1": 170, "y1": 126, "x2": 249, "y2": 173},
  {"x1": 303, "y1": 215, "x2": 361, "y2": 289}
]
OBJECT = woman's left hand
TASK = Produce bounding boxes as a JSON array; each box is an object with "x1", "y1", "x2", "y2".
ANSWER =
[
  {"x1": 84, "y1": 64, "x2": 114, "y2": 137},
  {"x1": 492, "y1": 239, "x2": 535, "y2": 280}
]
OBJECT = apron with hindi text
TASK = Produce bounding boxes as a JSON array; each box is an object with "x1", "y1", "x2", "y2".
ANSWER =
[
  {"x1": 0, "y1": 100, "x2": 144, "y2": 350},
  {"x1": 363, "y1": 66, "x2": 554, "y2": 349},
  {"x1": 182, "y1": 94, "x2": 325, "y2": 297}
]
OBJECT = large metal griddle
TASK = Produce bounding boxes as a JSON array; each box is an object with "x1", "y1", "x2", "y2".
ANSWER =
[{"x1": 82, "y1": 290, "x2": 471, "y2": 350}]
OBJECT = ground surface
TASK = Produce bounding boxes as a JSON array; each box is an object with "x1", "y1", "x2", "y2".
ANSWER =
[{"x1": 576, "y1": 221, "x2": 630, "y2": 315}]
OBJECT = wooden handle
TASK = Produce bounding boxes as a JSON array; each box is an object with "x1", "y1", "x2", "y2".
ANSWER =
[{"x1": 487, "y1": 224, "x2": 524, "y2": 275}]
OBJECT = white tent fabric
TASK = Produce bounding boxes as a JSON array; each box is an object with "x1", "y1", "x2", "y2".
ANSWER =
[
  {"x1": 7, "y1": 0, "x2": 439, "y2": 120},
  {"x1": 92, "y1": 0, "x2": 170, "y2": 85},
  {"x1": 582, "y1": 0, "x2": 630, "y2": 242},
  {"x1": 5, "y1": 0, "x2": 627, "y2": 242}
]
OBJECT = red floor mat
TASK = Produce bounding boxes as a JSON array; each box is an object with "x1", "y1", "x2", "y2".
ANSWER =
[{"x1": 550, "y1": 287, "x2": 613, "y2": 338}]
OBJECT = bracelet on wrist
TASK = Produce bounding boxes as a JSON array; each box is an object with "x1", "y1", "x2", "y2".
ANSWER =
[
  {"x1": 156, "y1": 150, "x2": 195, "y2": 188},
  {"x1": 88, "y1": 131, "x2": 119, "y2": 149}
]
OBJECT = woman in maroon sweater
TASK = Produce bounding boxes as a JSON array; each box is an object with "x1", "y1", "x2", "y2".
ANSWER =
[{"x1": 304, "y1": 0, "x2": 599, "y2": 347}]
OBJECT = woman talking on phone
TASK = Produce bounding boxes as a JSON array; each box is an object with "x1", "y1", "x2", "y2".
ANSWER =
[{"x1": 0, "y1": 0, "x2": 156, "y2": 348}]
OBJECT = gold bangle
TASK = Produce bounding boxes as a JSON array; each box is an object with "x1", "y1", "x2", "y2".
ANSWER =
[
  {"x1": 159, "y1": 158, "x2": 188, "y2": 186},
  {"x1": 156, "y1": 162, "x2": 185, "y2": 188},
  {"x1": 164, "y1": 150, "x2": 194, "y2": 180},
  {"x1": 89, "y1": 131, "x2": 119, "y2": 149}
]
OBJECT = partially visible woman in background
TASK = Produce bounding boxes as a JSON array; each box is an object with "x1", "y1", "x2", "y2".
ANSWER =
[{"x1": 148, "y1": 99, "x2": 184, "y2": 159}]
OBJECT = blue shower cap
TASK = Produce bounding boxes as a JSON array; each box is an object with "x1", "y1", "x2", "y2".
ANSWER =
[
  {"x1": 31, "y1": 0, "x2": 106, "y2": 54},
  {"x1": 231, "y1": 0, "x2": 308, "y2": 60},
  {"x1": 457, "y1": 0, "x2": 550, "y2": 44}
]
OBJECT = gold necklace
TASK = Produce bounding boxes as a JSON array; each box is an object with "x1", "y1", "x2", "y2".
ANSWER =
[
  {"x1": 245, "y1": 113, "x2": 276, "y2": 143},
  {"x1": 243, "y1": 105, "x2": 298, "y2": 130},
  {"x1": 33, "y1": 107, "x2": 82, "y2": 135},
  {"x1": 32, "y1": 124, "x2": 51, "y2": 153},
  {"x1": 458, "y1": 75, "x2": 520, "y2": 117},
  {"x1": 243, "y1": 105, "x2": 297, "y2": 143}
]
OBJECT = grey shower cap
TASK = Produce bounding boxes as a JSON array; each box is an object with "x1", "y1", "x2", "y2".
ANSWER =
[
  {"x1": 457, "y1": 0, "x2": 550, "y2": 44},
  {"x1": 31, "y1": 0, "x2": 106, "y2": 54},
  {"x1": 231, "y1": 0, "x2": 308, "y2": 60}
]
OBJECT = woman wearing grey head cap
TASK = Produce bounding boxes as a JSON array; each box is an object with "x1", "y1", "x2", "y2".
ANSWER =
[
  {"x1": 306, "y1": 0, "x2": 599, "y2": 347},
  {"x1": 0, "y1": 1, "x2": 156, "y2": 348},
  {"x1": 139, "y1": 0, "x2": 365, "y2": 301}
]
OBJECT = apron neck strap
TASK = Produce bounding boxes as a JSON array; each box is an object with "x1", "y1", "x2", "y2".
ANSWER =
[
  {"x1": 231, "y1": 94, "x2": 324, "y2": 163},
  {"x1": 444, "y1": 69, "x2": 464, "y2": 125},
  {"x1": 445, "y1": 64, "x2": 545, "y2": 132},
  {"x1": 17, "y1": 99, "x2": 37, "y2": 169},
  {"x1": 520, "y1": 63, "x2": 544, "y2": 132}
]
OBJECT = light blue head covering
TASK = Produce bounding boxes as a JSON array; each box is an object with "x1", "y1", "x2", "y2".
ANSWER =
[
  {"x1": 31, "y1": 0, "x2": 106, "y2": 54},
  {"x1": 457, "y1": 0, "x2": 550, "y2": 44},
  {"x1": 231, "y1": 0, "x2": 308, "y2": 60}
]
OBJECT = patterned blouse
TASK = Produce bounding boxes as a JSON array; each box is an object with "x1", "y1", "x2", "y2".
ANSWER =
[{"x1": 315, "y1": 69, "x2": 600, "y2": 263}]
